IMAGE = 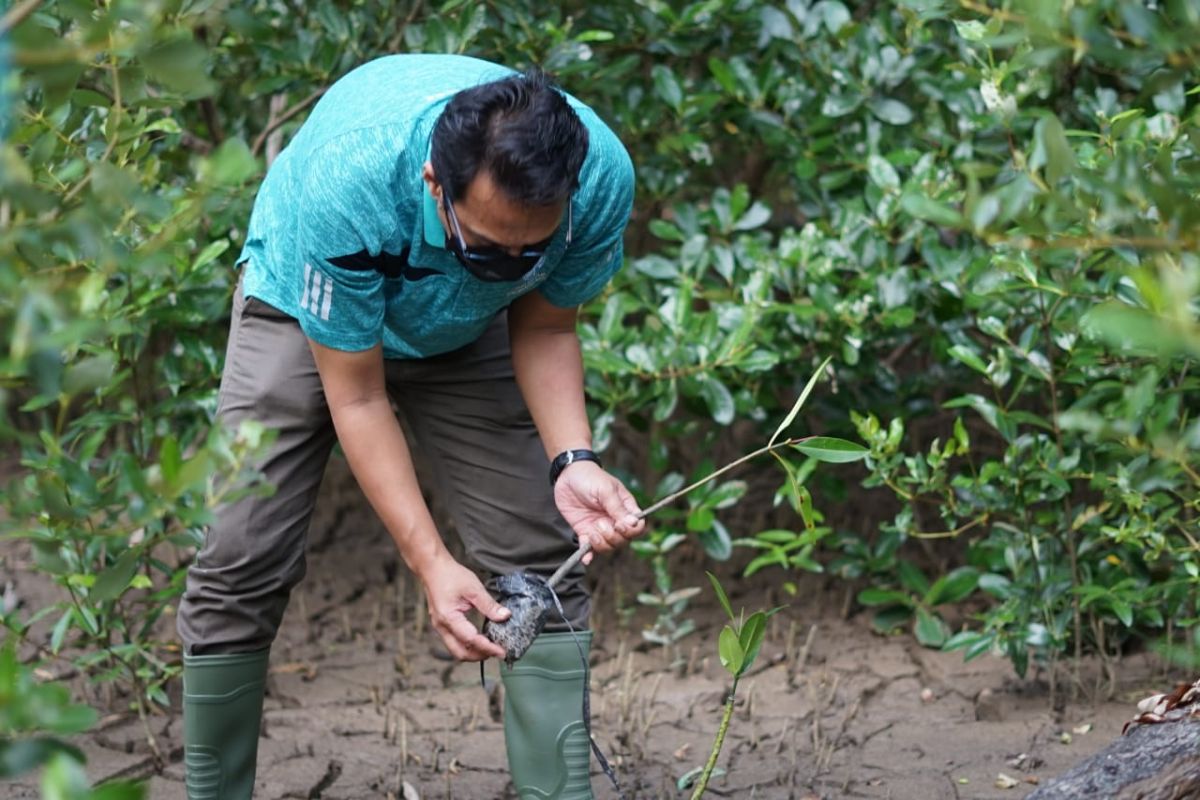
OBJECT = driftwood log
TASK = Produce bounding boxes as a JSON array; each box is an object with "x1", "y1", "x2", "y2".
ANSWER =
[{"x1": 1028, "y1": 718, "x2": 1200, "y2": 799}]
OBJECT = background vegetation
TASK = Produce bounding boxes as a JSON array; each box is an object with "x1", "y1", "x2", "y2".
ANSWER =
[{"x1": 2, "y1": 0, "x2": 1198, "y2": 793}]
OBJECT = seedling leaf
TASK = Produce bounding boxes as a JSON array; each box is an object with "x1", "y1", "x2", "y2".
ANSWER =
[
  {"x1": 707, "y1": 571, "x2": 735, "y2": 621},
  {"x1": 793, "y1": 437, "x2": 868, "y2": 463},
  {"x1": 738, "y1": 611, "x2": 767, "y2": 675},
  {"x1": 718, "y1": 626, "x2": 744, "y2": 675},
  {"x1": 768, "y1": 356, "x2": 832, "y2": 448}
]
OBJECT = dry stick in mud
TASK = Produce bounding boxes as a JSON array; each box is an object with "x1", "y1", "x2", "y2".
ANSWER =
[{"x1": 482, "y1": 435, "x2": 811, "y2": 663}]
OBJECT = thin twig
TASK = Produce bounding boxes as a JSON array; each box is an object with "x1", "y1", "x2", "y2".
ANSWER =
[
  {"x1": 546, "y1": 437, "x2": 807, "y2": 588},
  {"x1": 0, "y1": 0, "x2": 44, "y2": 35},
  {"x1": 909, "y1": 513, "x2": 989, "y2": 540},
  {"x1": 251, "y1": 88, "x2": 327, "y2": 156}
]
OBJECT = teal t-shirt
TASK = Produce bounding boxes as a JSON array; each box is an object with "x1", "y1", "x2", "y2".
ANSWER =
[{"x1": 238, "y1": 54, "x2": 634, "y2": 358}]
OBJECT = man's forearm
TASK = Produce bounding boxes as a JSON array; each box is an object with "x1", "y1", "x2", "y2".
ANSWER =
[
  {"x1": 329, "y1": 397, "x2": 450, "y2": 575},
  {"x1": 510, "y1": 323, "x2": 592, "y2": 459}
]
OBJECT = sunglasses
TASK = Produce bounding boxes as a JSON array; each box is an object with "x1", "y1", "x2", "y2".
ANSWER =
[{"x1": 442, "y1": 194, "x2": 573, "y2": 282}]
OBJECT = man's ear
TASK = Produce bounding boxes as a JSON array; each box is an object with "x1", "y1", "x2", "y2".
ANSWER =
[{"x1": 422, "y1": 161, "x2": 441, "y2": 200}]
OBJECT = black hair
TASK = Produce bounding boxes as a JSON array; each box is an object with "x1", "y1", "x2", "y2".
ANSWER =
[{"x1": 430, "y1": 67, "x2": 589, "y2": 207}]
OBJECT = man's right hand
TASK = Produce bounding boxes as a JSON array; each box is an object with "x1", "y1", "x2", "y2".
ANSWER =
[{"x1": 420, "y1": 554, "x2": 510, "y2": 662}]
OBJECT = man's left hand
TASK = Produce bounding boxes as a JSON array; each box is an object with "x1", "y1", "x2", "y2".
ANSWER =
[{"x1": 553, "y1": 461, "x2": 646, "y2": 564}]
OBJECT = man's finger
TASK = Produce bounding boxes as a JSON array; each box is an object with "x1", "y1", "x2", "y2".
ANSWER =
[
  {"x1": 600, "y1": 481, "x2": 635, "y2": 535},
  {"x1": 451, "y1": 616, "x2": 505, "y2": 660},
  {"x1": 471, "y1": 590, "x2": 511, "y2": 623},
  {"x1": 618, "y1": 485, "x2": 646, "y2": 536},
  {"x1": 434, "y1": 626, "x2": 470, "y2": 661},
  {"x1": 590, "y1": 520, "x2": 618, "y2": 552}
]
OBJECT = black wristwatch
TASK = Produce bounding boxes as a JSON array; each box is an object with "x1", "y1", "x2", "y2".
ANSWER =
[{"x1": 549, "y1": 449, "x2": 602, "y2": 486}]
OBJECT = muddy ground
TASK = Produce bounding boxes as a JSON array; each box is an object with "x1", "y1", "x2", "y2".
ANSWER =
[{"x1": 4, "y1": 459, "x2": 1176, "y2": 799}]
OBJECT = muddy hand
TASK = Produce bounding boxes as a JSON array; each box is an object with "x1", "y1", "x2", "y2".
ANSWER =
[{"x1": 423, "y1": 554, "x2": 509, "y2": 662}]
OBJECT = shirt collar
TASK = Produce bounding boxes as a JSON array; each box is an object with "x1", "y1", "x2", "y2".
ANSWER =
[{"x1": 423, "y1": 184, "x2": 447, "y2": 249}]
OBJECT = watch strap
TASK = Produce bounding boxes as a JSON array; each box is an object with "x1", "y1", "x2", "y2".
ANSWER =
[{"x1": 549, "y1": 448, "x2": 602, "y2": 486}]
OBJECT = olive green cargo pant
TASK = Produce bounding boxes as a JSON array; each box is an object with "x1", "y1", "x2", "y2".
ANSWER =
[{"x1": 177, "y1": 280, "x2": 589, "y2": 656}]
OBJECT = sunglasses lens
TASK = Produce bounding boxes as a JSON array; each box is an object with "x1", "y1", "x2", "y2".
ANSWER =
[{"x1": 442, "y1": 196, "x2": 555, "y2": 282}]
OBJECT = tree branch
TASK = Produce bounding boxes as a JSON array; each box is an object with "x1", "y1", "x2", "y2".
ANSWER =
[
  {"x1": 0, "y1": 0, "x2": 44, "y2": 35},
  {"x1": 251, "y1": 88, "x2": 327, "y2": 156}
]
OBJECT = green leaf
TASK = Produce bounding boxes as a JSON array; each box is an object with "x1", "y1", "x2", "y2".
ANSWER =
[
  {"x1": 924, "y1": 567, "x2": 979, "y2": 606},
  {"x1": 739, "y1": 348, "x2": 780, "y2": 372},
  {"x1": 140, "y1": 35, "x2": 214, "y2": 95},
  {"x1": 793, "y1": 437, "x2": 868, "y2": 463},
  {"x1": 90, "y1": 780, "x2": 148, "y2": 800},
  {"x1": 708, "y1": 58, "x2": 738, "y2": 94},
  {"x1": 192, "y1": 239, "x2": 231, "y2": 271},
  {"x1": 858, "y1": 587, "x2": 912, "y2": 607},
  {"x1": 868, "y1": 98, "x2": 914, "y2": 125},
  {"x1": 90, "y1": 548, "x2": 142, "y2": 604},
  {"x1": 697, "y1": 376, "x2": 735, "y2": 425},
  {"x1": 944, "y1": 631, "x2": 994, "y2": 661},
  {"x1": 698, "y1": 519, "x2": 733, "y2": 561},
  {"x1": 0, "y1": 739, "x2": 86, "y2": 781},
  {"x1": 732, "y1": 201, "x2": 771, "y2": 231},
  {"x1": 574, "y1": 29, "x2": 615, "y2": 42},
  {"x1": 706, "y1": 480, "x2": 748, "y2": 509},
  {"x1": 743, "y1": 552, "x2": 787, "y2": 577},
  {"x1": 871, "y1": 606, "x2": 912, "y2": 635},
  {"x1": 677, "y1": 765, "x2": 725, "y2": 790},
  {"x1": 159, "y1": 436, "x2": 181, "y2": 487},
  {"x1": 659, "y1": 533, "x2": 687, "y2": 553},
  {"x1": 664, "y1": 587, "x2": 702, "y2": 606},
  {"x1": 953, "y1": 417, "x2": 970, "y2": 452},
  {"x1": 897, "y1": 561, "x2": 930, "y2": 595},
  {"x1": 1110, "y1": 599, "x2": 1133, "y2": 627},
  {"x1": 970, "y1": 194, "x2": 1001, "y2": 231},
  {"x1": 648, "y1": 218, "x2": 684, "y2": 242},
  {"x1": 200, "y1": 138, "x2": 258, "y2": 186},
  {"x1": 687, "y1": 506, "x2": 715, "y2": 532},
  {"x1": 978, "y1": 573, "x2": 1013, "y2": 599},
  {"x1": 821, "y1": 92, "x2": 861, "y2": 117},
  {"x1": 768, "y1": 356, "x2": 831, "y2": 447},
  {"x1": 947, "y1": 344, "x2": 988, "y2": 373},
  {"x1": 867, "y1": 154, "x2": 901, "y2": 192},
  {"x1": 818, "y1": 0, "x2": 851, "y2": 32},
  {"x1": 651, "y1": 64, "x2": 683, "y2": 110},
  {"x1": 62, "y1": 354, "x2": 116, "y2": 396},
  {"x1": 737, "y1": 611, "x2": 767, "y2": 675},
  {"x1": 953, "y1": 19, "x2": 987, "y2": 40},
  {"x1": 50, "y1": 610, "x2": 72, "y2": 654},
  {"x1": 913, "y1": 608, "x2": 950, "y2": 647},
  {"x1": 1082, "y1": 303, "x2": 1199, "y2": 357},
  {"x1": 707, "y1": 572, "x2": 736, "y2": 621},
  {"x1": 900, "y1": 192, "x2": 963, "y2": 227},
  {"x1": 718, "y1": 626, "x2": 744, "y2": 675},
  {"x1": 1033, "y1": 113, "x2": 1075, "y2": 184}
]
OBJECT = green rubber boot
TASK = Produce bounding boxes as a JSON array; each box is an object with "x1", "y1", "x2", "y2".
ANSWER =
[
  {"x1": 182, "y1": 649, "x2": 269, "y2": 800},
  {"x1": 500, "y1": 630, "x2": 594, "y2": 800}
]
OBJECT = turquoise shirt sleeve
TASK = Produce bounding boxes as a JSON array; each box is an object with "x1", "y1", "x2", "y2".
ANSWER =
[
  {"x1": 293, "y1": 131, "x2": 396, "y2": 352},
  {"x1": 538, "y1": 125, "x2": 635, "y2": 308}
]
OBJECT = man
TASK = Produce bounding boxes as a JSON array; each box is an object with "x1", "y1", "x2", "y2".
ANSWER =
[{"x1": 177, "y1": 54, "x2": 645, "y2": 799}]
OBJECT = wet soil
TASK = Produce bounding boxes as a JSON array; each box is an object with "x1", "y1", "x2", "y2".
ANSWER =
[{"x1": 3, "y1": 460, "x2": 1174, "y2": 799}]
